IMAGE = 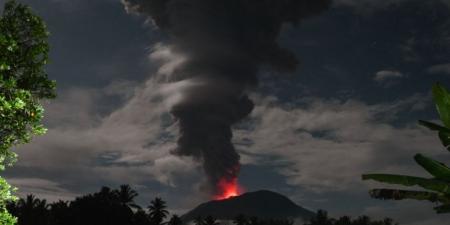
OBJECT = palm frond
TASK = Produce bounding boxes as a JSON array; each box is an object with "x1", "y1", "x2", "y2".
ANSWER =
[
  {"x1": 432, "y1": 83, "x2": 450, "y2": 128},
  {"x1": 414, "y1": 154, "x2": 450, "y2": 182},
  {"x1": 418, "y1": 120, "x2": 449, "y2": 132}
]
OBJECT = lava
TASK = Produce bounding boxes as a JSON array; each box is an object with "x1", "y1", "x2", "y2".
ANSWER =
[{"x1": 214, "y1": 178, "x2": 242, "y2": 200}]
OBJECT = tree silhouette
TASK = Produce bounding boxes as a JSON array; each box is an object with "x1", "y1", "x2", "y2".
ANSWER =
[
  {"x1": 204, "y1": 215, "x2": 220, "y2": 225},
  {"x1": 132, "y1": 209, "x2": 151, "y2": 225},
  {"x1": 16, "y1": 195, "x2": 49, "y2": 225},
  {"x1": 304, "y1": 210, "x2": 333, "y2": 225},
  {"x1": 381, "y1": 218, "x2": 396, "y2": 225},
  {"x1": 69, "y1": 186, "x2": 133, "y2": 225},
  {"x1": 363, "y1": 84, "x2": 450, "y2": 213},
  {"x1": 3, "y1": 186, "x2": 398, "y2": 225},
  {"x1": 303, "y1": 210, "x2": 398, "y2": 225},
  {"x1": 115, "y1": 184, "x2": 141, "y2": 210},
  {"x1": 334, "y1": 216, "x2": 351, "y2": 225},
  {"x1": 353, "y1": 216, "x2": 370, "y2": 225},
  {"x1": 48, "y1": 200, "x2": 69, "y2": 225},
  {"x1": 168, "y1": 214, "x2": 183, "y2": 225},
  {"x1": 148, "y1": 197, "x2": 169, "y2": 225}
]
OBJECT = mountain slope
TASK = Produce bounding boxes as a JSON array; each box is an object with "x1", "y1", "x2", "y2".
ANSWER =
[{"x1": 182, "y1": 190, "x2": 315, "y2": 222}]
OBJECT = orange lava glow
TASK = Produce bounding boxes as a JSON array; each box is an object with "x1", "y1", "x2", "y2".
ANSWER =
[{"x1": 214, "y1": 178, "x2": 242, "y2": 200}]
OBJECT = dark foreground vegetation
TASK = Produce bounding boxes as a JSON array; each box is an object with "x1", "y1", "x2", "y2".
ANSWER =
[{"x1": 6, "y1": 185, "x2": 397, "y2": 225}]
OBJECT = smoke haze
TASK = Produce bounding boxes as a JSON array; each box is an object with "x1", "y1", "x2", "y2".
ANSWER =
[{"x1": 122, "y1": 0, "x2": 331, "y2": 196}]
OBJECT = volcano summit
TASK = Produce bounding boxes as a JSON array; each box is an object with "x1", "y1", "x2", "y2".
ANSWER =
[{"x1": 182, "y1": 190, "x2": 316, "y2": 222}]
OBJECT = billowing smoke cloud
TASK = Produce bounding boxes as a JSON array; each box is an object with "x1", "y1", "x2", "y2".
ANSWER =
[{"x1": 122, "y1": 0, "x2": 331, "y2": 196}]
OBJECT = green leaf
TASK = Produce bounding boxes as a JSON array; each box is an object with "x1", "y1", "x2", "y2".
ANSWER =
[
  {"x1": 362, "y1": 174, "x2": 450, "y2": 194},
  {"x1": 439, "y1": 130, "x2": 450, "y2": 151},
  {"x1": 432, "y1": 83, "x2": 450, "y2": 128},
  {"x1": 414, "y1": 154, "x2": 450, "y2": 182},
  {"x1": 418, "y1": 120, "x2": 450, "y2": 132},
  {"x1": 418, "y1": 120, "x2": 450, "y2": 151}
]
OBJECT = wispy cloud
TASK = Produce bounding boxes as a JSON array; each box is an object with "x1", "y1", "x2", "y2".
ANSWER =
[
  {"x1": 428, "y1": 63, "x2": 450, "y2": 75},
  {"x1": 8, "y1": 178, "x2": 79, "y2": 203},
  {"x1": 234, "y1": 93, "x2": 437, "y2": 193},
  {"x1": 9, "y1": 78, "x2": 200, "y2": 201},
  {"x1": 373, "y1": 70, "x2": 404, "y2": 83}
]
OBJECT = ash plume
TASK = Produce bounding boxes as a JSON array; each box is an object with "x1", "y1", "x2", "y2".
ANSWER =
[{"x1": 122, "y1": 0, "x2": 331, "y2": 195}]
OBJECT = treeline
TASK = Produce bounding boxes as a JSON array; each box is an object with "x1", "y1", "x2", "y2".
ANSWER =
[
  {"x1": 6, "y1": 185, "x2": 397, "y2": 225},
  {"x1": 304, "y1": 210, "x2": 397, "y2": 225}
]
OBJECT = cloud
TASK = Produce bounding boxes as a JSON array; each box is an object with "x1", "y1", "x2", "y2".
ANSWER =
[
  {"x1": 428, "y1": 63, "x2": 450, "y2": 75},
  {"x1": 234, "y1": 93, "x2": 438, "y2": 193},
  {"x1": 6, "y1": 77, "x2": 443, "y2": 224},
  {"x1": 232, "y1": 93, "x2": 448, "y2": 225},
  {"x1": 9, "y1": 78, "x2": 199, "y2": 201},
  {"x1": 8, "y1": 178, "x2": 79, "y2": 203},
  {"x1": 373, "y1": 70, "x2": 404, "y2": 82}
]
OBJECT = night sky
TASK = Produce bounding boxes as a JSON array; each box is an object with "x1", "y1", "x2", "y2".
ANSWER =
[{"x1": 2, "y1": 0, "x2": 450, "y2": 224}]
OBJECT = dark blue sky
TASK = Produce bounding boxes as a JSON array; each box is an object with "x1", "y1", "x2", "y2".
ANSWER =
[{"x1": 3, "y1": 0, "x2": 450, "y2": 224}]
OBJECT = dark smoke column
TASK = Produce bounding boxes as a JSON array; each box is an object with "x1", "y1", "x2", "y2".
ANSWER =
[{"x1": 122, "y1": 0, "x2": 331, "y2": 197}]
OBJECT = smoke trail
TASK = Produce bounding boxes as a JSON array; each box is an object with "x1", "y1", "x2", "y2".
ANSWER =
[{"x1": 122, "y1": 0, "x2": 331, "y2": 195}]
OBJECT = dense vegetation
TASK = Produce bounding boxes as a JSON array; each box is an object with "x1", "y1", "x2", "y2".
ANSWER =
[
  {"x1": 363, "y1": 84, "x2": 450, "y2": 213},
  {"x1": 0, "y1": 0, "x2": 56, "y2": 224},
  {"x1": 5, "y1": 185, "x2": 397, "y2": 225}
]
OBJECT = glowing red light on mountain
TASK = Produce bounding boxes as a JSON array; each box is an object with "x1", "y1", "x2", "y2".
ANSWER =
[{"x1": 214, "y1": 178, "x2": 243, "y2": 200}]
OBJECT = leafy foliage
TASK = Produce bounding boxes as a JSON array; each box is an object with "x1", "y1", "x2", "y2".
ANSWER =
[
  {"x1": 0, "y1": 178, "x2": 17, "y2": 225},
  {"x1": 0, "y1": 0, "x2": 55, "y2": 165},
  {"x1": 0, "y1": 0, "x2": 55, "y2": 223},
  {"x1": 363, "y1": 83, "x2": 450, "y2": 213},
  {"x1": 168, "y1": 215, "x2": 183, "y2": 225},
  {"x1": 148, "y1": 197, "x2": 169, "y2": 225}
]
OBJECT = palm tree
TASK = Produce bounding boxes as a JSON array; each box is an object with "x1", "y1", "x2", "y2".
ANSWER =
[
  {"x1": 115, "y1": 184, "x2": 141, "y2": 210},
  {"x1": 334, "y1": 216, "x2": 351, "y2": 225},
  {"x1": 17, "y1": 195, "x2": 48, "y2": 225},
  {"x1": 132, "y1": 209, "x2": 151, "y2": 225},
  {"x1": 381, "y1": 218, "x2": 397, "y2": 225},
  {"x1": 363, "y1": 84, "x2": 450, "y2": 213},
  {"x1": 147, "y1": 197, "x2": 169, "y2": 225},
  {"x1": 204, "y1": 215, "x2": 220, "y2": 225},
  {"x1": 353, "y1": 215, "x2": 370, "y2": 225},
  {"x1": 96, "y1": 186, "x2": 118, "y2": 202},
  {"x1": 48, "y1": 200, "x2": 69, "y2": 225},
  {"x1": 168, "y1": 214, "x2": 183, "y2": 225}
]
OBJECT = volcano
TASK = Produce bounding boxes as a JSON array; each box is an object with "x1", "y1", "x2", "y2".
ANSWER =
[{"x1": 181, "y1": 190, "x2": 316, "y2": 222}]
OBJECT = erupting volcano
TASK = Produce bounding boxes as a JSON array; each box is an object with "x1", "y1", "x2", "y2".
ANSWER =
[
  {"x1": 214, "y1": 178, "x2": 242, "y2": 200},
  {"x1": 122, "y1": 0, "x2": 331, "y2": 197},
  {"x1": 182, "y1": 190, "x2": 316, "y2": 222}
]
